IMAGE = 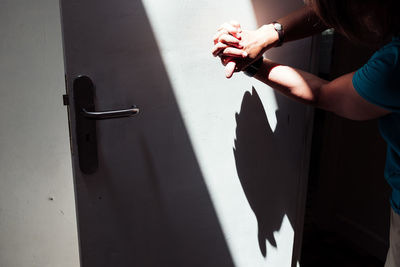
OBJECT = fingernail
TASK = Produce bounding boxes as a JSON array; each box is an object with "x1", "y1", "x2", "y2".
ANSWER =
[{"x1": 242, "y1": 52, "x2": 248, "y2": 57}]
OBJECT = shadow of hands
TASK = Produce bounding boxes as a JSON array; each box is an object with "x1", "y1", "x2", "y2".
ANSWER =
[{"x1": 233, "y1": 88, "x2": 293, "y2": 257}]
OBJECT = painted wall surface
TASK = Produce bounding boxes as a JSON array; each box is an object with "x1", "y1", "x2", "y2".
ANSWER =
[
  {"x1": 141, "y1": 0, "x2": 314, "y2": 266},
  {"x1": 0, "y1": 0, "x2": 79, "y2": 266}
]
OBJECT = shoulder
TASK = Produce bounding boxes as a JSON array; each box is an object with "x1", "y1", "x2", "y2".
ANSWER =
[
  {"x1": 370, "y1": 38, "x2": 400, "y2": 70},
  {"x1": 352, "y1": 38, "x2": 400, "y2": 112}
]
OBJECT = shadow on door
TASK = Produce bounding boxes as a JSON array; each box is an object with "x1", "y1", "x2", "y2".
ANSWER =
[{"x1": 61, "y1": 0, "x2": 235, "y2": 266}]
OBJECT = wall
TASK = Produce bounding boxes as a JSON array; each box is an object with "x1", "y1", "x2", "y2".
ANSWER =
[{"x1": 0, "y1": 0, "x2": 79, "y2": 266}]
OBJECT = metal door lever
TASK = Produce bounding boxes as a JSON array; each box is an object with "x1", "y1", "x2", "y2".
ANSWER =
[
  {"x1": 82, "y1": 106, "x2": 139, "y2": 120},
  {"x1": 73, "y1": 75, "x2": 140, "y2": 174}
]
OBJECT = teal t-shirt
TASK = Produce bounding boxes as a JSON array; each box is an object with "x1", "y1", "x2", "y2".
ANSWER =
[{"x1": 352, "y1": 36, "x2": 400, "y2": 214}]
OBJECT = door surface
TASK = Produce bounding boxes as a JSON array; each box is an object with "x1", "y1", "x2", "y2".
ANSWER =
[
  {"x1": 61, "y1": 1, "x2": 234, "y2": 266},
  {"x1": 61, "y1": 0, "x2": 315, "y2": 266}
]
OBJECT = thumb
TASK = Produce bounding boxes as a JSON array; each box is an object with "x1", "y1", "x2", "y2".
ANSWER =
[{"x1": 225, "y1": 61, "x2": 237, "y2": 79}]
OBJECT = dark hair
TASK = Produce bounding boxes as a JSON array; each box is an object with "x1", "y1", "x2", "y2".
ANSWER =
[{"x1": 306, "y1": 0, "x2": 400, "y2": 43}]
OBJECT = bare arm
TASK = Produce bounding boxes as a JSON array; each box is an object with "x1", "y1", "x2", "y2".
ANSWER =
[
  {"x1": 213, "y1": 6, "x2": 328, "y2": 77},
  {"x1": 275, "y1": 6, "x2": 327, "y2": 44},
  {"x1": 255, "y1": 58, "x2": 391, "y2": 121},
  {"x1": 213, "y1": 6, "x2": 327, "y2": 57}
]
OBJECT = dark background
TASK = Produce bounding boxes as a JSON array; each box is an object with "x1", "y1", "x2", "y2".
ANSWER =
[{"x1": 301, "y1": 32, "x2": 391, "y2": 267}]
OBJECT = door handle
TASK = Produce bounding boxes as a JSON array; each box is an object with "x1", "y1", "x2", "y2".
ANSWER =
[
  {"x1": 82, "y1": 106, "x2": 139, "y2": 120},
  {"x1": 73, "y1": 75, "x2": 140, "y2": 174}
]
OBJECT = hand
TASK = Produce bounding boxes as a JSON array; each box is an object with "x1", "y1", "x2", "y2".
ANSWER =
[
  {"x1": 218, "y1": 25, "x2": 277, "y2": 61},
  {"x1": 212, "y1": 21, "x2": 244, "y2": 78},
  {"x1": 215, "y1": 28, "x2": 269, "y2": 76},
  {"x1": 212, "y1": 22, "x2": 279, "y2": 78},
  {"x1": 218, "y1": 55, "x2": 254, "y2": 78}
]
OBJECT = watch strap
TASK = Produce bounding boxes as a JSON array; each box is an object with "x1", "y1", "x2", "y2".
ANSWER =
[
  {"x1": 243, "y1": 57, "x2": 264, "y2": 77},
  {"x1": 272, "y1": 21, "x2": 284, "y2": 47}
]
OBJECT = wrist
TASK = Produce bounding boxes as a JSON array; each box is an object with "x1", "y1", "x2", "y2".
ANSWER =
[
  {"x1": 258, "y1": 24, "x2": 280, "y2": 49},
  {"x1": 272, "y1": 21, "x2": 284, "y2": 47},
  {"x1": 243, "y1": 57, "x2": 264, "y2": 77}
]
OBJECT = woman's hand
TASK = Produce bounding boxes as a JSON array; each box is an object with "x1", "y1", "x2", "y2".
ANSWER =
[
  {"x1": 213, "y1": 24, "x2": 278, "y2": 60},
  {"x1": 212, "y1": 22, "x2": 280, "y2": 78},
  {"x1": 212, "y1": 21, "x2": 243, "y2": 78}
]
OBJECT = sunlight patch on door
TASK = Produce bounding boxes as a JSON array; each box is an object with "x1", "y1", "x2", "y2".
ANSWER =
[{"x1": 140, "y1": 1, "x2": 291, "y2": 266}]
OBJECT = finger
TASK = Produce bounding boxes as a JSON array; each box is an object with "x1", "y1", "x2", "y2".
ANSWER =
[
  {"x1": 220, "y1": 56, "x2": 235, "y2": 66},
  {"x1": 218, "y1": 22, "x2": 240, "y2": 34},
  {"x1": 213, "y1": 29, "x2": 240, "y2": 45},
  {"x1": 213, "y1": 29, "x2": 228, "y2": 44},
  {"x1": 218, "y1": 33, "x2": 242, "y2": 47},
  {"x1": 222, "y1": 47, "x2": 248, "y2": 58},
  {"x1": 217, "y1": 22, "x2": 241, "y2": 39},
  {"x1": 225, "y1": 61, "x2": 237, "y2": 79},
  {"x1": 219, "y1": 56, "x2": 237, "y2": 77},
  {"x1": 230, "y1": 20, "x2": 242, "y2": 31},
  {"x1": 212, "y1": 42, "x2": 228, "y2": 57},
  {"x1": 229, "y1": 21, "x2": 242, "y2": 39}
]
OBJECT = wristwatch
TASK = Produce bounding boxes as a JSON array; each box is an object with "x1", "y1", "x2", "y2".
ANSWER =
[
  {"x1": 243, "y1": 22, "x2": 283, "y2": 77},
  {"x1": 272, "y1": 21, "x2": 284, "y2": 47},
  {"x1": 243, "y1": 57, "x2": 264, "y2": 77}
]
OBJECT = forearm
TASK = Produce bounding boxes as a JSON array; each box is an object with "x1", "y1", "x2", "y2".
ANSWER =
[
  {"x1": 264, "y1": 6, "x2": 328, "y2": 46},
  {"x1": 253, "y1": 59, "x2": 391, "y2": 121},
  {"x1": 254, "y1": 58, "x2": 328, "y2": 106}
]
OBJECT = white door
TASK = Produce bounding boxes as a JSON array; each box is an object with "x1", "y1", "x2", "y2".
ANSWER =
[{"x1": 60, "y1": 0, "x2": 315, "y2": 266}]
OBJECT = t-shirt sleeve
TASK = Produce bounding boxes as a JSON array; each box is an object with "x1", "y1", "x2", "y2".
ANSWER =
[{"x1": 352, "y1": 46, "x2": 400, "y2": 112}]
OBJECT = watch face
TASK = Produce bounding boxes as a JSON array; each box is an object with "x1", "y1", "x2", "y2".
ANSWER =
[{"x1": 274, "y1": 23, "x2": 282, "y2": 31}]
